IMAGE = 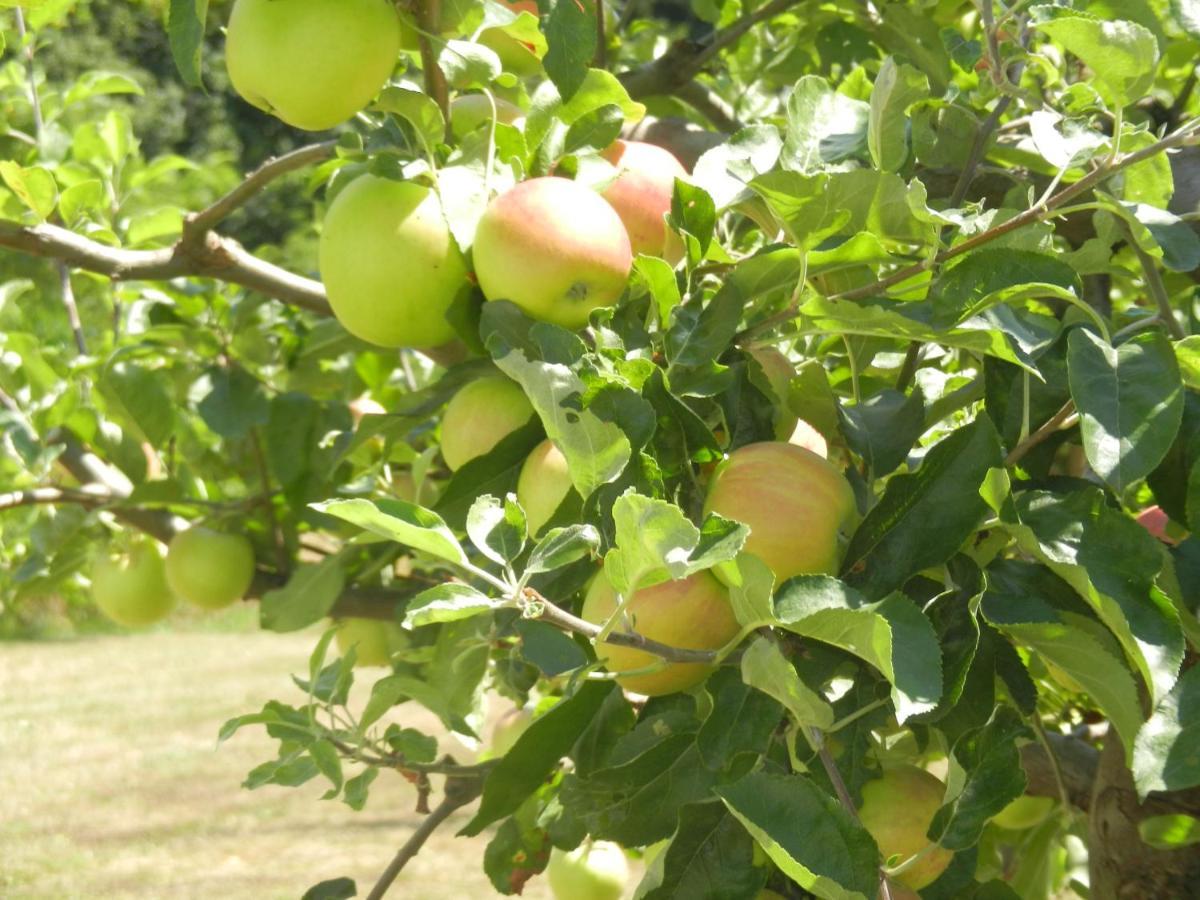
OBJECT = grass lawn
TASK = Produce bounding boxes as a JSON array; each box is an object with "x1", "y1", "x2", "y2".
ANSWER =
[{"x1": 0, "y1": 625, "x2": 560, "y2": 899}]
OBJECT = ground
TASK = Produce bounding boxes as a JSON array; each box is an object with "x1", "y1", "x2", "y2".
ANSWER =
[{"x1": 0, "y1": 621, "x2": 559, "y2": 900}]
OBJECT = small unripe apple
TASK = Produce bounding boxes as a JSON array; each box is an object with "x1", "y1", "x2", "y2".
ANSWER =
[
  {"x1": 320, "y1": 175, "x2": 468, "y2": 349},
  {"x1": 598, "y1": 139, "x2": 688, "y2": 263},
  {"x1": 581, "y1": 570, "x2": 739, "y2": 696},
  {"x1": 225, "y1": 0, "x2": 401, "y2": 131},
  {"x1": 91, "y1": 536, "x2": 175, "y2": 627},
  {"x1": 334, "y1": 617, "x2": 407, "y2": 667},
  {"x1": 746, "y1": 346, "x2": 799, "y2": 440},
  {"x1": 473, "y1": 177, "x2": 633, "y2": 330},
  {"x1": 858, "y1": 766, "x2": 954, "y2": 890},
  {"x1": 703, "y1": 442, "x2": 855, "y2": 586},
  {"x1": 440, "y1": 376, "x2": 535, "y2": 471},
  {"x1": 165, "y1": 528, "x2": 256, "y2": 610},
  {"x1": 479, "y1": 0, "x2": 541, "y2": 75},
  {"x1": 990, "y1": 794, "x2": 1055, "y2": 830},
  {"x1": 449, "y1": 94, "x2": 525, "y2": 138},
  {"x1": 490, "y1": 706, "x2": 534, "y2": 756},
  {"x1": 546, "y1": 840, "x2": 629, "y2": 900},
  {"x1": 517, "y1": 439, "x2": 574, "y2": 536}
]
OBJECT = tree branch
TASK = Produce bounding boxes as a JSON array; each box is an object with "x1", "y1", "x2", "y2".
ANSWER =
[
  {"x1": 1130, "y1": 234, "x2": 1188, "y2": 340},
  {"x1": 0, "y1": 485, "x2": 111, "y2": 511},
  {"x1": 1003, "y1": 400, "x2": 1077, "y2": 467}
]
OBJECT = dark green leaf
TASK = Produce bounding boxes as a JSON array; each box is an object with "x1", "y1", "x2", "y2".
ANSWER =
[
  {"x1": 638, "y1": 802, "x2": 766, "y2": 900},
  {"x1": 167, "y1": 0, "x2": 209, "y2": 88}
]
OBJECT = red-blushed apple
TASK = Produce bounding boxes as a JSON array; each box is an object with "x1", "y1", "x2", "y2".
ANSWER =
[
  {"x1": 991, "y1": 794, "x2": 1056, "y2": 830},
  {"x1": 1137, "y1": 505, "x2": 1182, "y2": 545},
  {"x1": 225, "y1": 0, "x2": 401, "y2": 131},
  {"x1": 320, "y1": 174, "x2": 468, "y2": 349},
  {"x1": 599, "y1": 139, "x2": 688, "y2": 263},
  {"x1": 747, "y1": 346, "x2": 799, "y2": 440},
  {"x1": 440, "y1": 375, "x2": 536, "y2": 471},
  {"x1": 91, "y1": 536, "x2": 175, "y2": 627},
  {"x1": 479, "y1": 0, "x2": 541, "y2": 75},
  {"x1": 473, "y1": 177, "x2": 633, "y2": 330},
  {"x1": 546, "y1": 840, "x2": 629, "y2": 900},
  {"x1": 581, "y1": 570, "x2": 739, "y2": 696},
  {"x1": 703, "y1": 442, "x2": 855, "y2": 586},
  {"x1": 449, "y1": 94, "x2": 525, "y2": 138},
  {"x1": 517, "y1": 439, "x2": 574, "y2": 536},
  {"x1": 858, "y1": 766, "x2": 954, "y2": 890},
  {"x1": 165, "y1": 527, "x2": 256, "y2": 610},
  {"x1": 334, "y1": 617, "x2": 407, "y2": 667}
]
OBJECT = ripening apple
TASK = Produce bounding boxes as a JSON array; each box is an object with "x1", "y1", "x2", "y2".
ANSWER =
[
  {"x1": 581, "y1": 570, "x2": 739, "y2": 696},
  {"x1": 440, "y1": 376, "x2": 536, "y2": 471},
  {"x1": 165, "y1": 527, "x2": 256, "y2": 610},
  {"x1": 517, "y1": 439, "x2": 574, "y2": 536},
  {"x1": 858, "y1": 766, "x2": 954, "y2": 890},
  {"x1": 320, "y1": 175, "x2": 468, "y2": 349},
  {"x1": 599, "y1": 140, "x2": 688, "y2": 263},
  {"x1": 990, "y1": 794, "x2": 1056, "y2": 830},
  {"x1": 479, "y1": 0, "x2": 542, "y2": 75},
  {"x1": 546, "y1": 840, "x2": 629, "y2": 900},
  {"x1": 334, "y1": 617, "x2": 407, "y2": 667},
  {"x1": 747, "y1": 346, "x2": 799, "y2": 440},
  {"x1": 703, "y1": 442, "x2": 855, "y2": 586},
  {"x1": 473, "y1": 177, "x2": 633, "y2": 330},
  {"x1": 91, "y1": 536, "x2": 175, "y2": 627},
  {"x1": 225, "y1": 0, "x2": 401, "y2": 131},
  {"x1": 449, "y1": 94, "x2": 526, "y2": 138}
]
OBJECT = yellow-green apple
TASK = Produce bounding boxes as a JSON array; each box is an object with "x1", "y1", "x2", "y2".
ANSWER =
[
  {"x1": 546, "y1": 840, "x2": 629, "y2": 900},
  {"x1": 225, "y1": 0, "x2": 401, "y2": 131},
  {"x1": 449, "y1": 93, "x2": 526, "y2": 138},
  {"x1": 91, "y1": 536, "x2": 175, "y2": 627},
  {"x1": 334, "y1": 617, "x2": 407, "y2": 667},
  {"x1": 392, "y1": 471, "x2": 440, "y2": 507},
  {"x1": 473, "y1": 177, "x2": 633, "y2": 329},
  {"x1": 489, "y1": 705, "x2": 534, "y2": 756},
  {"x1": 165, "y1": 527, "x2": 256, "y2": 610},
  {"x1": 703, "y1": 442, "x2": 855, "y2": 586},
  {"x1": 581, "y1": 570, "x2": 739, "y2": 696},
  {"x1": 517, "y1": 439, "x2": 574, "y2": 536},
  {"x1": 858, "y1": 766, "x2": 953, "y2": 890},
  {"x1": 990, "y1": 794, "x2": 1055, "y2": 830},
  {"x1": 440, "y1": 376, "x2": 535, "y2": 470},
  {"x1": 320, "y1": 174, "x2": 467, "y2": 349},
  {"x1": 746, "y1": 346, "x2": 799, "y2": 440},
  {"x1": 599, "y1": 139, "x2": 688, "y2": 263},
  {"x1": 479, "y1": 0, "x2": 541, "y2": 75}
]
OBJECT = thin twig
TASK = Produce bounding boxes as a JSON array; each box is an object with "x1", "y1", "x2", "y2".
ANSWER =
[
  {"x1": 249, "y1": 427, "x2": 288, "y2": 574},
  {"x1": 594, "y1": 0, "x2": 607, "y2": 68},
  {"x1": 1004, "y1": 400, "x2": 1077, "y2": 467},
  {"x1": 1030, "y1": 714, "x2": 1072, "y2": 812},
  {"x1": 0, "y1": 486, "x2": 111, "y2": 511},
  {"x1": 365, "y1": 777, "x2": 482, "y2": 900},
  {"x1": 1129, "y1": 234, "x2": 1188, "y2": 340}
]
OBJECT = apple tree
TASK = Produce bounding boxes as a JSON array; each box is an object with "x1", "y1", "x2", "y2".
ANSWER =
[{"x1": 2, "y1": 0, "x2": 1200, "y2": 897}]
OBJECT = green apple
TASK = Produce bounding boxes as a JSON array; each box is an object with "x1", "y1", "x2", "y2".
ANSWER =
[
  {"x1": 449, "y1": 93, "x2": 526, "y2": 138},
  {"x1": 473, "y1": 177, "x2": 633, "y2": 330},
  {"x1": 91, "y1": 536, "x2": 175, "y2": 627},
  {"x1": 517, "y1": 439, "x2": 574, "y2": 536},
  {"x1": 225, "y1": 0, "x2": 401, "y2": 131},
  {"x1": 746, "y1": 346, "x2": 799, "y2": 440},
  {"x1": 704, "y1": 442, "x2": 855, "y2": 587},
  {"x1": 546, "y1": 840, "x2": 628, "y2": 900},
  {"x1": 165, "y1": 527, "x2": 256, "y2": 610},
  {"x1": 320, "y1": 174, "x2": 468, "y2": 349},
  {"x1": 581, "y1": 570, "x2": 739, "y2": 696},
  {"x1": 991, "y1": 795, "x2": 1055, "y2": 830},
  {"x1": 334, "y1": 617, "x2": 407, "y2": 667},
  {"x1": 599, "y1": 139, "x2": 688, "y2": 263},
  {"x1": 440, "y1": 376, "x2": 535, "y2": 471},
  {"x1": 489, "y1": 706, "x2": 534, "y2": 756},
  {"x1": 858, "y1": 766, "x2": 954, "y2": 890}
]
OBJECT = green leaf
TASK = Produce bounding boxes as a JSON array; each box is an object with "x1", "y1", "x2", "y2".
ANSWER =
[
  {"x1": 1031, "y1": 8, "x2": 1159, "y2": 109},
  {"x1": 467, "y1": 494, "x2": 527, "y2": 564},
  {"x1": 438, "y1": 40, "x2": 501, "y2": 89},
  {"x1": 0, "y1": 162, "x2": 57, "y2": 221},
  {"x1": 782, "y1": 75, "x2": 870, "y2": 173},
  {"x1": 740, "y1": 636, "x2": 835, "y2": 730},
  {"x1": 543, "y1": 0, "x2": 596, "y2": 100},
  {"x1": 868, "y1": 58, "x2": 929, "y2": 172},
  {"x1": 196, "y1": 366, "x2": 269, "y2": 439},
  {"x1": 1130, "y1": 204, "x2": 1200, "y2": 272},
  {"x1": 696, "y1": 666, "x2": 786, "y2": 768},
  {"x1": 774, "y1": 578, "x2": 943, "y2": 722},
  {"x1": 719, "y1": 772, "x2": 879, "y2": 900},
  {"x1": 1068, "y1": 328, "x2": 1184, "y2": 493},
  {"x1": 932, "y1": 248, "x2": 1080, "y2": 328},
  {"x1": 312, "y1": 498, "x2": 468, "y2": 565},
  {"x1": 64, "y1": 70, "x2": 144, "y2": 106},
  {"x1": 309, "y1": 738, "x2": 343, "y2": 792},
  {"x1": 564, "y1": 103, "x2": 624, "y2": 154},
  {"x1": 839, "y1": 387, "x2": 925, "y2": 477},
  {"x1": 461, "y1": 681, "x2": 616, "y2": 835},
  {"x1": 637, "y1": 802, "x2": 767, "y2": 900},
  {"x1": 525, "y1": 524, "x2": 601, "y2": 575},
  {"x1": 376, "y1": 87, "x2": 446, "y2": 150},
  {"x1": 402, "y1": 583, "x2": 502, "y2": 629},
  {"x1": 842, "y1": 418, "x2": 1004, "y2": 600},
  {"x1": 260, "y1": 560, "x2": 347, "y2": 633},
  {"x1": 669, "y1": 180, "x2": 717, "y2": 257},
  {"x1": 515, "y1": 618, "x2": 589, "y2": 676},
  {"x1": 57, "y1": 179, "x2": 105, "y2": 225},
  {"x1": 1133, "y1": 664, "x2": 1200, "y2": 796},
  {"x1": 102, "y1": 361, "x2": 176, "y2": 447},
  {"x1": 167, "y1": 0, "x2": 209, "y2": 88},
  {"x1": 1176, "y1": 337, "x2": 1200, "y2": 391},
  {"x1": 604, "y1": 492, "x2": 698, "y2": 591},
  {"x1": 1138, "y1": 814, "x2": 1200, "y2": 849},
  {"x1": 301, "y1": 877, "x2": 357, "y2": 900}
]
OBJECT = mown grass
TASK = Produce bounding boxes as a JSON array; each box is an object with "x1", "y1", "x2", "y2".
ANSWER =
[{"x1": 0, "y1": 626, "x2": 559, "y2": 899}]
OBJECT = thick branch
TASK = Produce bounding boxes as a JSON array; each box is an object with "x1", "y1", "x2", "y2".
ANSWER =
[
  {"x1": 1021, "y1": 732, "x2": 1099, "y2": 811},
  {"x1": 0, "y1": 486, "x2": 111, "y2": 511}
]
